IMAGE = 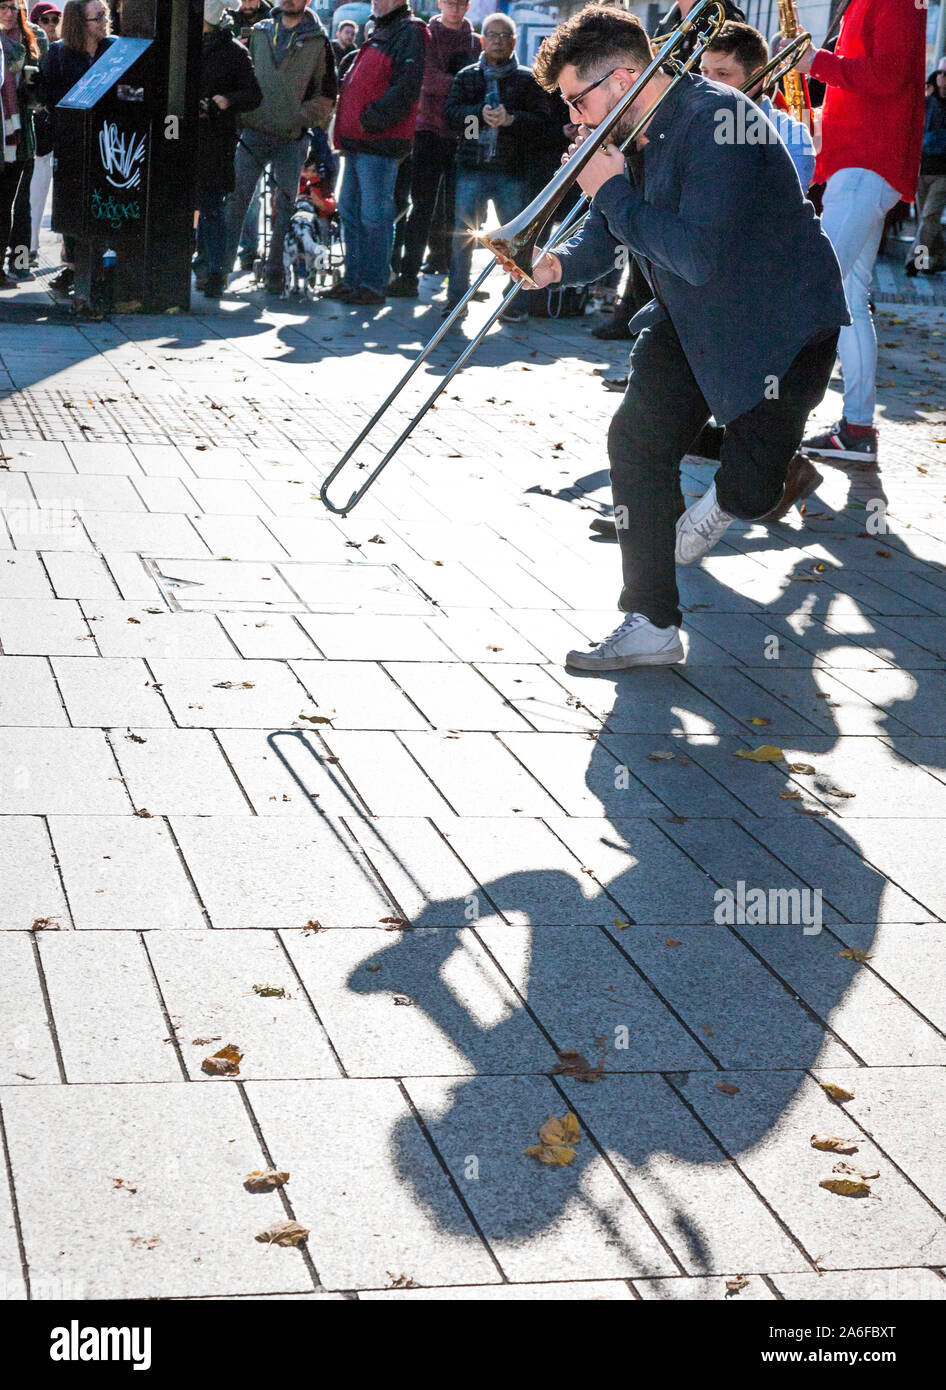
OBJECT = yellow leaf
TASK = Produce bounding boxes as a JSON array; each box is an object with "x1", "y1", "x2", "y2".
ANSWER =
[
  {"x1": 735, "y1": 745, "x2": 784, "y2": 763},
  {"x1": 780, "y1": 791, "x2": 804, "y2": 800},
  {"x1": 819, "y1": 1081, "x2": 855, "y2": 1102},
  {"x1": 839, "y1": 948, "x2": 873, "y2": 963},
  {"x1": 614, "y1": 917, "x2": 630, "y2": 930},
  {"x1": 647, "y1": 750, "x2": 675, "y2": 761},
  {"x1": 525, "y1": 1144, "x2": 576, "y2": 1166},
  {"x1": 255, "y1": 1220, "x2": 309, "y2": 1246},
  {"x1": 833, "y1": 1160, "x2": 879, "y2": 1181},
  {"x1": 538, "y1": 1112, "x2": 580, "y2": 1148},
  {"x1": 201, "y1": 1042, "x2": 242, "y2": 1076},
  {"x1": 749, "y1": 717, "x2": 770, "y2": 725},
  {"x1": 810, "y1": 1134, "x2": 859, "y2": 1154},
  {"x1": 787, "y1": 762, "x2": 816, "y2": 775},
  {"x1": 819, "y1": 1178, "x2": 870, "y2": 1198}
]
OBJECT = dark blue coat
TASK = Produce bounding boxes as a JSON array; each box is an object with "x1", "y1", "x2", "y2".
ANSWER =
[{"x1": 556, "y1": 75, "x2": 850, "y2": 424}]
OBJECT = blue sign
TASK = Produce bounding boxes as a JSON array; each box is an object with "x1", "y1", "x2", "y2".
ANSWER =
[{"x1": 57, "y1": 38, "x2": 152, "y2": 110}]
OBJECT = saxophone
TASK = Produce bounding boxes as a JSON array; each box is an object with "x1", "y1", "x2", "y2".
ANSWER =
[{"x1": 776, "y1": 0, "x2": 812, "y2": 128}]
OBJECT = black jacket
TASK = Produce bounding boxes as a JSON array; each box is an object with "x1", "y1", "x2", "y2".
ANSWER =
[
  {"x1": 921, "y1": 90, "x2": 946, "y2": 176},
  {"x1": 446, "y1": 62, "x2": 549, "y2": 177},
  {"x1": 198, "y1": 23, "x2": 262, "y2": 193},
  {"x1": 40, "y1": 36, "x2": 113, "y2": 130},
  {"x1": 654, "y1": 1, "x2": 745, "y2": 60}
]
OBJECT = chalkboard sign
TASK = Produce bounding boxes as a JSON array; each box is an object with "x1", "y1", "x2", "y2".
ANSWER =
[{"x1": 57, "y1": 38, "x2": 152, "y2": 110}]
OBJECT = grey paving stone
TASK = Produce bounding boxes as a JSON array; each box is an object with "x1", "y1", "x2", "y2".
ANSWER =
[
  {"x1": 400, "y1": 731, "x2": 561, "y2": 817},
  {"x1": 632, "y1": 1276, "x2": 775, "y2": 1299},
  {"x1": 320, "y1": 731, "x2": 455, "y2": 817},
  {"x1": 282, "y1": 926, "x2": 556, "y2": 1077},
  {"x1": 837, "y1": 1066, "x2": 946, "y2": 1213},
  {"x1": 133, "y1": 477, "x2": 200, "y2": 514},
  {"x1": 674, "y1": 666, "x2": 824, "y2": 736},
  {"x1": 81, "y1": 511, "x2": 210, "y2": 557},
  {"x1": 545, "y1": 818, "x2": 719, "y2": 924},
  {"x1": 0, "y1": 816, "x2": 70, "y2": 929},
  {"x1": 477, "y1": 922, "x2": 709, "y2": 1070},
  {"x1": 620, "y1": 927, "x2": 854, "y2": 1068},
  {"x1": 0, "y1": 729, "x2": 130, "y2": 814},
  {"x1": 217, "y1": 612, "x2": 320, "y2": 660},
  {"x1": 732, "y1": 924, "x2": 946, "y2": 1065},
  {"x1": 382, "y1": 662, "x2": 533, "y2": 733},
  {"x1": 470, "y1": 663, "x2": 603, "y2": 733},
  {"x1": 737, "y1": 666, "x2": 915, "y2": 738},
  {"x1": 348, "y1": 817, "x2": 490, "y2": 926},
  {"x1": 82, "y1": 601, "x2": 234, "y2": 659},
  {"x1": 37, "y1": 933, "x2": 179, "y2": 1083},
  {"x1": 146, "y1": 931, "x2": 340, "y2": 1081},
  {"x1": 214, "y1": 728, "x2": 370, "y2": 818},
  {"x1": 360, "y1": 1280, "x2": 635, "y2": 1299},
  {"x1": 51, "y1": 657, "x2": 174, "y2": 728},
  {"x1": 41, "y1": 552, "x2": 121, "y2": 602},
  {"x1": 0, "y1": 551, "x2": 55, "y2": 599},
  {"x1": 185, "y1": 478, "x2": 271, "y2": 516},
  {"x1": 680, "y1": 613, "x2": 816, "y2": 668},
  {"x1": 244, "y1": 1078, "x2": 499, "y2": 1290},
  {"x1": 769, "y1": 1269, "x2": 946, "y2": 1300},
  {"x1": 404, "y1": 1074, "x2": 678, "y2": 1281},
  {"x1": 112, "y1": 728, "x2": 251, "y2": 816},
  {"x1": 190, "y1": 515, "x2": 290, "y2": 561},
  {"x1": 495, "y1": 731, "x2": 661, "y2": 818},
  {"x1": 426, "y1": 609, "x2": 547, "y2": 664},
  {"x1": 676, "y1": 1069, "x2": 946, "y2": 1269},
  {"x1": 148, "y1": 658, "x2": 313, "y2": 728},
  {"x1": 101, "y1": 553, "x2": 169, "y2": 603},
  {"x1": 827, "y1": 666, "x2": 944, "y2": 736},
  {"x1": 0, "y1": 1083, "x2": 315, "y2": 1298},
  {"x1": 171, "y1": 816, "x2": 396, "y2": 928},
  {"x1": 29, "y1": 473, "x2": 144, "y2": 513},
  {"x1": 48, "y1": 817, "x2": 205, "y2": 931},
  {"x1": 65, "y1": 441, "x2": 144, "y2": 476},
  {"x1": 0, "y1": 656, "x2": 68, "y2": 727},
  {"x1": 0, "y1": 1157, "x2": 26, "y2": 1298},
  {"x1": 492, "y1": 607, "x2": 595, "y2": 663},
  {"x1": 5, "y1": 509, "x2": 92, "y2": 553},
  {"x1": 0, "y1": 598, "x2": 92, "y2": 655},
  {"x1": 297, "y1": 612, "x2": 451, "y2": 662},
  {"x1": 832, "y1": 923, "x2": 946, "y2": 1035},
  {"x1": 810, "y1": 818, "x2": 946, "y2": 921},
  {"x1": 0, "y1": 934, "x2": 60, "y2": 1084},
  {"x1": 289, "y1": 660, "x2": 431, "y2": 731},
  {"x1": 591, "y1": 732, "x2": 750, "y2": 817}
]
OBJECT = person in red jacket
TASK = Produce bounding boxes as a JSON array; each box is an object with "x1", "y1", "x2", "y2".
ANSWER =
[
  {"x1": 791, "y1": 0, "x2": 926, "y2": 467},
  {"x1": 328, "y1": 0, "x2": 427, "y2": 307},
  {"x1": 388, "y1": 0, "x2": 479, "y2": 297}
]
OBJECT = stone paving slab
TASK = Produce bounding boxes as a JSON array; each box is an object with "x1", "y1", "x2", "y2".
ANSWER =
[
  {"x1": 0, "y1": 1082, "x2": 317, "y2": 1298},
  {"x1": 0, "y1": 933, "x2": 60, "y2": 1084},
  {"x1": 288, "y1": 660, "x2": 431, "y2": 731},
  {"x1": 360, "y1": 1279, "x2": 636, "y2": 1299},
  {"x1": 632, "y1": 1276, "x2": 775, "y2": 1300},
  {"x1": 837, "y1": 1066, "x2": 946, "y2": 1214},
  {"x1": 0, "y1": 729, "x2": 131, "y2": 815},
  {"x1": 403, "y1": 1074, "x2": 679, "y2": 1282},
  {"x1": 0, "y1": 816, "x2": 70, "y2": 930},
  {"x1": 112, "y1": 727, "x2": 252, "y2": 817},
  {"x1": 37, "y1": 932, "x2": 180, "y2": 1083},
  {"x1": 282, "y1": 925, "x2": 557, "y2": 1077},
  {"x1": 0, "y1": 597, "x2": 92, "y2": 655},
  {"x1": 769, "y1": 1269, "x2": 946, "y2": 1300},
  {"x1": 400, "y1": 731, "x2": 563, "y2": 817},
  {"x1": 149, "y1": 658, "x2": 317, "y2": 729},
  {"x1": 81, "y1": 600, "x2": 234, "y2": 659},
  {"x1": 830, "y1": 923, "x2": 946, "y2": 1035},
  {"x1": 213, "y1": 728, "x2": 369, "y2": 819},
  {"x1": 244, "y1": 1078, "x2": 499, "y2": 1291},
  {"x1": 0, "y1": 656, "x2": 68, "y2": 727},
  {"x1": 51, "y1": 656, "x2": 175, "y2": 728},
  {"x1": 675, "y1": 1070, "x2": 946, "y2": 1270},
  {"x1": 345, "y1": 817, "x2": 492, "y2": 927}
]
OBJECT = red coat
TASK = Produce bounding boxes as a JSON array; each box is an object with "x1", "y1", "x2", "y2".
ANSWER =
[{"x1": 810, "y1": 0, "x2": 926, "y2": 201}]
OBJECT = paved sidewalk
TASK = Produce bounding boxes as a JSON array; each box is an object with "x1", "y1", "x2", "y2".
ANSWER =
[{"x1": 0, "y1": 245, "x2": 945, "y2": 1302}]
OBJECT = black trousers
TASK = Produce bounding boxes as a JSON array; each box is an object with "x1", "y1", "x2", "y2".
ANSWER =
[
  {"x1": 608, "y1": 316, "x2": 840, "y2": 629},
  {"x1": 399, "y1": 131, "x2": 456, "y2": 279},
  {"x1": 9, "y1": 156, "x2": 33, "y2": 268},
  {"x1": 0, "y1": 160, "x2": 26, "y2": 267}
]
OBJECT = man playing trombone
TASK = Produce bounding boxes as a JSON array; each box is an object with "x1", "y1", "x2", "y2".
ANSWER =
[{"x1": 509, "y1": 4, "x2": 848, "y2": 672}]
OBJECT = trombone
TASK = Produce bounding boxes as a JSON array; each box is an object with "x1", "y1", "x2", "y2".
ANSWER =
[
  {"x1": 740, "y1": 29, "x2": 812, "y2": 102},
  {"x1": 320, "y1": 0, "x2": 727, "y2": 516}
]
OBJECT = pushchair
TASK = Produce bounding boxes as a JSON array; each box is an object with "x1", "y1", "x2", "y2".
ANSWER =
[{"x1": 282, "y1": 166, "x2": 344, "y2": 299}]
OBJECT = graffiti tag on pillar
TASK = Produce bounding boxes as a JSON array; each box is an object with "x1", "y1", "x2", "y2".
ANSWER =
[
  {"x1": 91, "y1": 188, "x2": 142, "y2": 230},
  {"x1": 99, "y1": 121, "x2": 147, "y2": 190}
]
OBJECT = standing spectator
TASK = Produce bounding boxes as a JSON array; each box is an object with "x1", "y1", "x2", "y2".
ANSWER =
[
  {"x1": 906, "y1": 56, "x2": 946, "y2": 277},
  {"x1": 236, "y1": 0, "x2": 269, "y2": 31},
  {"x1": 0, "y1": 0, "x2": 42, "y2": 288},
  {"x1": 388, "y1": 0, "x2": 478, "y2": 298},
  {"x1": 39, "y1": 0, "x2": 112, "y2": 296},
  {"x1": 332, "y1": 19, "x2": 356, "y2": 66},
  {"x1": 197, "y1": 0, "x2": 261, "y2": 299},
  {"x1": 443, "y1": 12, "x2": 547, "y2": 324},
  {"x1": 794, "y1": 0, "x2": 926, "y2": 467},
  {"x1": 26, "y1": 3, "x2": 57, "y2": 266},
  {"x1": 223, "y1": 0, "x2": 335, "y2": 295},
  {"x1": 330, "y1": 0, "x2": 427, "y2": 307}
]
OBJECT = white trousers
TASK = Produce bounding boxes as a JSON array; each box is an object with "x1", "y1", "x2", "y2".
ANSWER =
[
  {"x1": 820, "y1": 166, "x2": 900, "y2": 426},
  {"x1": 29, "y1": 151, "x2": 53, "y2": 255}
]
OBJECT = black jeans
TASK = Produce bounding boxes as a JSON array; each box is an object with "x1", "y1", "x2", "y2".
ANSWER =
[
  {"x1": 9, "y1": 156, "x2": 33, "y2": 268},
  {"x1": 0, "y1": 160, "x2": 27, "y2": 268},
  {"x1": 399, "y1": 131, "x2": 456, "y2": 280},
  {"x1": 608, "y1": 316, "x2": 840, "y2": 629}
]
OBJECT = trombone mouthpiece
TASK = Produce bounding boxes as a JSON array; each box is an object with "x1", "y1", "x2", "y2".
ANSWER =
[{"x1": 473, "y1": 231, "x2": 539, "y2": 289}]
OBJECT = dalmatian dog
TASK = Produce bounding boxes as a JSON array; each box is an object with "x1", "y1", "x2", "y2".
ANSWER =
[{"x1": 282, "y1": 198, "x2": 328, "y2": 299}]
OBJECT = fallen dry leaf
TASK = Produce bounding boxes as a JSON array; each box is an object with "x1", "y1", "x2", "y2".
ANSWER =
[
  {"x1": 819, "y1": 1081, "x2": 855, "y2": 1103},
  {"x1": 550, "y1": 1047, "x2": 605, "y2": 1084},
  {"x1": 666, "y1": 936, "x2": 683, "y2": 948},
  {"x1": 839, "y1": 948, "x2": 873, "y2": 963},
  {"x1": 725, "y1": 1274, "x2": 749, "y2": 1296},
  {"x1": 788, "y1": 762, "x2": 816, "y2": 775},
  {"x1": 833, "y1": 1160, "x2": 878, "y2": 1181},
  {"x1": 525, "y1": 1112, "x2": 581, "y2": 1166},
  {"x1": 392, "y1": 994, "x2": 413, "y2": 1007},
  {"x1": 811, "y1": 1134, "x2": 859, "y2": 1154},
  {"x1": 647, "y1": 750, "x2": 675, "y2": 761},
  {"x1": 302, "y1": 920, "x2": 323, "y2": 932},
  {"x1": 244, "y1": 1169, "x2": 290, "y2": 1191},
  {"x1": 201, "y1": 1043, "x2": 242, "y2": 1076},
  {"x1": 252, "y1": 984, "x2": 287, "y2": 998},
  {"x1": 30, "y1": 916, "x2": 59, "y2": 931},
  {"x1": 819, "y1": 1178, "x2": 871, "y2": 1198},
  {"x1": 379, "y1": 916, "x2": 409, "y2": 926},
  {"x1": 715, "y1": 1082, "x2": 740, "y2": 1095},
  {"x1": 191, "y1": 1035, "x2": 221, "y2": 1046},
  {"x1": 735, "y1": 745, "x2": 784, "y2": 763},
  {"x1": 780, "y1": 791, "x2": 804, "y2": 800},
  {"x1": 386, "y1": 1271, "x2": 419, "y2": 1289},
  {"x1": 212, "y1": 681, "x2": 255, "y2": 689},
  {"x1": 297, "y1": 712, "x2": 333, "y2": 724},
  {"x1": 749, "y1": 717, "x2": 770, "y2": 726},
  {"x1": 614, "y1": 917, "x2": 630, "y2": 930},
  {"x1": 111, "y1": 1177, "x2": 137, "y2": 1194},
  {"x1": 256, "y1": 1220, "x2": 309, "y2": 1247}
]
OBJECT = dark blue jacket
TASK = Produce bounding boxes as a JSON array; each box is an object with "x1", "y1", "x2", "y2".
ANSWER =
[{"x1": 556, "y1": 75, "x2": 850, "y2": 424}]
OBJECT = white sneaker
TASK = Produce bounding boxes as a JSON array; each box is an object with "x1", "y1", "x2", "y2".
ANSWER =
[
  {"x1": 675, "y1": 481, "x2": 735, "y2": 564},
  {"x1": 565, "y1": 612, "x2": 684, "y2": 671}
]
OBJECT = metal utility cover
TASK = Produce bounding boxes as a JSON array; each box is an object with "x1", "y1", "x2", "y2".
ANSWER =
[{"x1": 144, "y1": 558, "x2": 432, "y2": 616}]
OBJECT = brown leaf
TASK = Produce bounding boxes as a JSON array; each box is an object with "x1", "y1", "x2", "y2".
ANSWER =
[
  {"x1": 386, "y1": 1271, "x2": 419, "y2": 1289},
  {"x1": 302, "y1": 920, "x2": 323, "y2": 932},
  {"x1": 665, "y1": 936, "x2": 683, "y2": 948},
  {"x1": 819, "y1": 1081, "x2": 855, "y2": 1103},
  {"x1": 191, "y1": 1035, "x2": 221, "y2": 1046},
  {"x1": 810, "y1": 1134, "x2": 859, "y2": 1154},
  {"x1": 256, "y1": 1219, "x2": 309, "y2": 1247},
  {"x1": 715, "y1": 1082, "x2": 740, "y2": 1095},
  {"x1": 833, "y1": 1160, "x2": 879, "y2": 1181},
  {"x1": 788, "y1": 762, "x2": 816, "y2": 775},
  {"x1": 525, "y1": 1143, "x2": 576, "y2": 1166},
  {"x1": 201, "y1": 1043, "x2": 242, "y2": 1076},
  {"x1": 749, "y1": 717, "x2": 770, "y2": 726},
  {"x1": 30, "y1": 916, "x2": 59, "y2": 931},
  {"x1": 725, "y1": 1274, "x2": 749, "y2": 1296},
  {"x1": 550, "y1": 1047, "x2": 606, "y2": 1084},
  {"x1": 111, "y1": 1177, "x2": 137, "y2": 1194},
  {"x1": 297, "y1": 712, "x2": 333, "y2": 723},
  {"x1": 819, "y1": 1178, "x2": 871, "y2": 1198},
  {"x1": 244, "y1": 1169, "x2": 290, "y2": 1191},
  {"x1": 379, "y1": 916, "x2": 409, "y2": 926},
  {"x1": 779, "y1": 791, "x2": 804, "y2": 800}
]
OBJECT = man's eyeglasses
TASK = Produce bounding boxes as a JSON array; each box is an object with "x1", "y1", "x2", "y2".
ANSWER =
[
  {"x1": 482, "y1": 29, "x2": 514, "y2": 40},
  {"x1": 561, "y1": 69, "x2": 617, "y2": 116},
  {"x1": 0, "y1": 4, "x2": 19, "y2": 12}
]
